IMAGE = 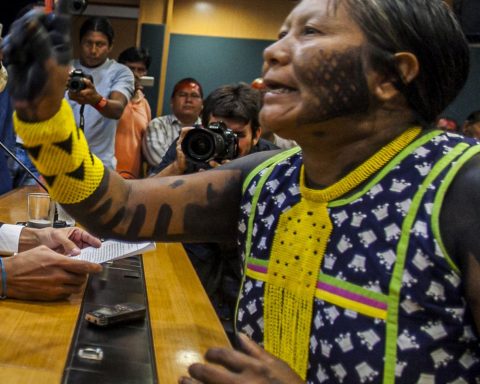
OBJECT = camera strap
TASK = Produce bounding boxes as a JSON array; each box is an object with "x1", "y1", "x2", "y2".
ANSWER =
[{"x1": 79, "y1": 104, "x2": 85, "y2": 131}]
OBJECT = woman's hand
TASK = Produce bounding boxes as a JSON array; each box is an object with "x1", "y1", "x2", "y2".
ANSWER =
[{"x1": 179, "y1": 333, "x2": 304, "y2": 384}]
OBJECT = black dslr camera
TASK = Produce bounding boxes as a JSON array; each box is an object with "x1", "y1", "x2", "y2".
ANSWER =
[
  {"x1": 182, "y1": 122, "x2": 239, "y2": 163},
  {"x1": 67, "y1": 69, "x2": 93, "y2": 92}
]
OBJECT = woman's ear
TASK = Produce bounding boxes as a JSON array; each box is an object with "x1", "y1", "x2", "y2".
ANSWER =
[
  {"x1": 372, "y1": 52, "x2": 419, "y2": 102},
  {"x1": 393, "y1": 52, "x2": 419, "y2": 85}
]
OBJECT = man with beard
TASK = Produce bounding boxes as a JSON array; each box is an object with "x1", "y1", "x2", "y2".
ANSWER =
[{"x1": 7, "y1": 0, "x2": 480, "y2": 382}]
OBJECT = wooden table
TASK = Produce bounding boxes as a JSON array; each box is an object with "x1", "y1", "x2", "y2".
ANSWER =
[{"x1": 0, "y1": 186, "x2": 230, "y2": 383}]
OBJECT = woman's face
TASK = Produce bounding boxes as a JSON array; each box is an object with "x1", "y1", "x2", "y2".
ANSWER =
[{"x1": 260, "y1": 0, "x2": 371, "y2": 139}]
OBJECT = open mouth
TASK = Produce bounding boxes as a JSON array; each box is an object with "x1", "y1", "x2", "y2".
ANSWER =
[{"x1": 264, "y1": 79, "x2": 297, "y2": 94}]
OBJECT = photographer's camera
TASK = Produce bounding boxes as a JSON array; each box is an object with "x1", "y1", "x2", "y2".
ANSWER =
[
  {"x1": 182, "y1": 122, "x2": 238, "y2": 163},
  {"x1": 67, "y1": 69, "x2": 92, "y2": 92}
]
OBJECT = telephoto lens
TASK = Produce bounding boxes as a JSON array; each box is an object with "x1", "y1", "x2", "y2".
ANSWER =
[
  {"x1": 182, "y1": 122, "x2": 238, "y2": 163},
  {"x1": 183, "y1": 129, "x2": 217, "y2": 162}
]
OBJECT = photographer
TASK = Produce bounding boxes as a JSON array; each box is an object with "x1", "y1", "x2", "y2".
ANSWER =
[
  {"x1": 150, "y1": 83, "x2": 278, "y2": 177},
  {"x1": 151, "y1": 83, "x2": 278, "y2": 333},
  {"x1": 115, "y1": 46, "x2": 152, "y2": 179},
  {"x1": 66, "y1": 16, "x2": 134, "y2": 169}
]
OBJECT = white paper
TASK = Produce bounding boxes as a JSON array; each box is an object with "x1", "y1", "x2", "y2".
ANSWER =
[{"x1": 73, "y1": 240, "x2": 156, "y2": 264}]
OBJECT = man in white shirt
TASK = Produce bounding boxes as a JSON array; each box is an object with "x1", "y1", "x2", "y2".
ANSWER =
[
  {"x1": 66, "y1": 16, "x2": 134, "y2": 169},
  {"x1": 0, "y1": 223, "x2": 102, "y2": 301}
]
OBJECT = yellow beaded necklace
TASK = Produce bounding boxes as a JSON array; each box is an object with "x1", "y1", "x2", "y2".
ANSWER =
[{"x1": 264, "y1": 126, "x2": 421, "y2": 379}]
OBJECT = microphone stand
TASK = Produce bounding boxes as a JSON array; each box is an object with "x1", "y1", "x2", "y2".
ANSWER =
[{"x1": 0, "y1": 139, "x2": 48, "y2": 192}]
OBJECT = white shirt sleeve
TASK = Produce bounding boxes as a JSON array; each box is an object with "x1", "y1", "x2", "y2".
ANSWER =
[{"x1": 0, "y1": 224, "x2": 23, "y2": 254}]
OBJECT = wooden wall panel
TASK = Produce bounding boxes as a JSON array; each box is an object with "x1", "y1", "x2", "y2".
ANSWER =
[
  {"x1": 138, "y1": 0, "x2": 167, "y2": 25},
  {"x1": 171, "y1": 0, "x2": 294, "y2": 40}
]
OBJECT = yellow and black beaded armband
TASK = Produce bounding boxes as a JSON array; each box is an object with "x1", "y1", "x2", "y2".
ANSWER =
[{"x1": 13, "y1": 99, "x2": 104, "y2": 204}]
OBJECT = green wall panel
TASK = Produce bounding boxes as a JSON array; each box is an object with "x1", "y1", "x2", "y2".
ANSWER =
[
  {"x1": 163, "y1": 34, "x2": 273, "y2": 115},
  {"x1": 140, "y1": 23, "x2": 165, "y2": 117}
]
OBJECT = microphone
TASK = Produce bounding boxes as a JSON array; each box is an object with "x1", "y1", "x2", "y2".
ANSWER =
[{"x1": 0, "y1": 139, "x2": 48, "y2": 192}]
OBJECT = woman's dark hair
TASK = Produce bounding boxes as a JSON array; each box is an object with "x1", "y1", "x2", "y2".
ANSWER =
[
  {"x1": 337, "y1": 0, "x2": 470, "y2": 124},
  {"x1": 79, "y1": 16, "x2": 114, "y2": 46},
  {"x1": 118, "y1": 47, "x2": 151, "y2": 69},
  {"x1": 201, "y1": 83, "x2": 262, "y2": 136}
]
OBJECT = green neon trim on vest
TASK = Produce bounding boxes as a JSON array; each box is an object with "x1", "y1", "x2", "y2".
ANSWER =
[
  {"x1": 236, "y1": 149, "x2": 300, "y2": 335},
  {"x1": 431, "y1": 145, "x2": 480, "y2": 274},
  {"x1": 382, "y1": 142, "x2": 469, "y2": 383},
  {"x1": 242, "y1": 147, "x2": 301, "y2": 194}
]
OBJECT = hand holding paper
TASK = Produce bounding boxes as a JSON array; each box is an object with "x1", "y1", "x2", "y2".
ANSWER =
[{"x1": 72, "y1": 240, "x2": 156, "y2": 264}]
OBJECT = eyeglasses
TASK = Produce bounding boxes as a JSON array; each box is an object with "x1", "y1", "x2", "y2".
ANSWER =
[{"x1": 176, "y1": 92, "x2": 202, "y2": 99}]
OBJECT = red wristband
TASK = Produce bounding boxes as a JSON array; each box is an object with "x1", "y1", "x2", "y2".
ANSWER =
[{"x1": 94, "y1": 97, "x2": 107, "y2": 111}]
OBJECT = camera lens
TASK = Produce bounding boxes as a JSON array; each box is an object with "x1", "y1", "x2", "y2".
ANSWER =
[
  {"x1": 183, "y1": 130, "x2": 216, "y2": 162},
  {"x1": 68, "y1": 79, "x2": 83, "y2": 92}
]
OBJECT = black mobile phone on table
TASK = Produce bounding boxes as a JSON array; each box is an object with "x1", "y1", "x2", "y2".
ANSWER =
[{"x1": 85, "y1": 303, "x2": 146, "y2": 327}]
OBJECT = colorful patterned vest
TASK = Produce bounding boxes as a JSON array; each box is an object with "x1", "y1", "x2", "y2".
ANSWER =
[{"x1": 236, "y1": 130, "x2": 480, "y2": 383}]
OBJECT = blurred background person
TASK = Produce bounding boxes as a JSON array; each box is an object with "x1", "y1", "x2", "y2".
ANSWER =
[
  {"x1": 66, "y1": 16, "x2": 134, "y2": 169},
  {"x1": 142, "y1": 78, "x2": 203, "y2": 171},
  {"x1": 115, "y1": 46, "x2": 152, "y2": 179},
  {"x1": 462, "y1": 110, "x2": 480, "y2": 139},
  {"x1": 0, "y1": 41, "x2": 14, "y2": 195},
  {"x1": 436, "y1": 116, "x2": 459, "y2": 133},
  {"x1": 3, "y1": 5, "x2": 42, "y2": 188}
]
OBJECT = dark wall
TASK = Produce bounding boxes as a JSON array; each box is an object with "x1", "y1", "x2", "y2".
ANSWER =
[
  {"x1": 0, "y1": 0, "x2": 35, "y2": 34},
  {"x1": 162, "y1": 34, "x2": 272, "y2": 115},
  {"x1": 443, "y1": 46, "x2": 480, "y2": 125}
]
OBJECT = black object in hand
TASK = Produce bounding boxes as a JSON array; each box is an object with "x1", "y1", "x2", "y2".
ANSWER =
[
  {"x1": 2, "y1": 4, "x2": 72, "y2": 101},
  {"x1": 67, "y1": 68, "x2": 93, "y2": 92}
]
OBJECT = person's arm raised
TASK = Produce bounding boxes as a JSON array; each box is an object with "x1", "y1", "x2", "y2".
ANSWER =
[{"x1": 5, "y1": 8, "x2": 243, "y2": 244}]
